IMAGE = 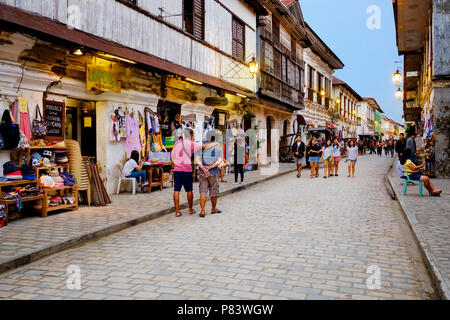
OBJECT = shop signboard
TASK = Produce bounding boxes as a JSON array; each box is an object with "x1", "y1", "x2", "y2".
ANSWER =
[
  {"x1": 43, "y1": 100, "x2": 65, "y2": 140},
  {"x1": 86, "y1": 64, "x2": 121, "y2": 93}
]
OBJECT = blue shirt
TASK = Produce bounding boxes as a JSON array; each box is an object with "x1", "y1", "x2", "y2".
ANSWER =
[{"x1": 199, "y1": 145, "x2": 222, "y2": 176}]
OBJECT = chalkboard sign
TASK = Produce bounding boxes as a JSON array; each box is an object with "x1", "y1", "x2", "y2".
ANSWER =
[{"x1": 43, "y1": 100, "x2": 65, "y2": 140}]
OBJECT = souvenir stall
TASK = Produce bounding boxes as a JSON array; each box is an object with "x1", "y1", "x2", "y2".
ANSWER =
[
  {"x1": 0, "y1": 97, "x2": 79, "y2": 225},
  {"x1": 111, "y1": 102, "x2": 172, "y2": 193}
]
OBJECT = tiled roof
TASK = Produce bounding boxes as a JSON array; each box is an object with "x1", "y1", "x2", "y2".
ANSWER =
[{"x1": 281, "y1": 0, "x2": 295, "y2": 7}]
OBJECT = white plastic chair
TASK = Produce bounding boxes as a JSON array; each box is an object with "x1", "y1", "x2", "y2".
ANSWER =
[{"x1": 116, "y1": 164, "x2": 137, "y2": 195}]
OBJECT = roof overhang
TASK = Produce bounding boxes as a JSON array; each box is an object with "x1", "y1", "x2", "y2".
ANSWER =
[
  {"x1": 305, "y1": 23, "x2": 344, "y2": 70},
  {"x1": 0, "y1": 2, "x2": 257, "y2": 98},
  {"x1": 393, "y1": 0, "x2": 432, "y2": 54},
  {"x1": 332, "y1": 77, "x2": 363, "y2": 101}
]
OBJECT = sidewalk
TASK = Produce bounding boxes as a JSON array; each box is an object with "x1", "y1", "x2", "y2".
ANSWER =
[
  {"x1": 388, "y1": 165, "x2": 450, "y2": 299},
  {"x1": 0, "y1": 164, "x2": 296, "y2": 274}
]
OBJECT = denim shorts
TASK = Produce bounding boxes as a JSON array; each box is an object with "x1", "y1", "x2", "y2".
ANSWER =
[
  {"x1": 401, "y1": 173, "x2": 422, "y2": 181},
  {"x1": 309, "y1": 156, "x2": 320, "y2": 163},
  {"x1": 173, "y1": 171, "x2": 193, "y2": 192}
]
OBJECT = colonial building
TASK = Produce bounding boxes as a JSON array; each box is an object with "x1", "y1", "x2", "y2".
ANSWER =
[
  {"x1": 393, "y1": 0, "x2": 450, "y2": 177},
  {"x1": 0, "y1": 0, "x2": 267, "y2": 193},
  {"x1": 356, "y1": 97, "x2": 383, "y2": 137},
  {"x1": 255, "y1": 0, "x2": 308, "y2": 163},
  {"x1": 298, "y1": 25, "x2": 344, "y2": 132},
  {"x1": 332, "y1": 77, "x2": 363, "y2": 139}
]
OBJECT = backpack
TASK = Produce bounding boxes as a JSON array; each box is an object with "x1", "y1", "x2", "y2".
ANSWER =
[
  {"x1": 0, "y1": 110, "x2": 20, "y2": 150},
  {"x1": 32, "y1": 105, "x2": 47, "y2": 139}
]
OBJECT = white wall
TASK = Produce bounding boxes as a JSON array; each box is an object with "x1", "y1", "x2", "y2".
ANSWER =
[{"x1": 0, "y1": 0, "x2": 258, "y2": 92}]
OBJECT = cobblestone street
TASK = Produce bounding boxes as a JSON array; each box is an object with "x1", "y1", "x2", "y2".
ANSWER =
[{"x1": 0, "y1": 156, "x2": 437, "y2": 300}]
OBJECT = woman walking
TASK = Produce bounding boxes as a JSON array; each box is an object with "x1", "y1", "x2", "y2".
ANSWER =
[
  {"x1": 292, "y1": 134, "x2": 305, "y2": 178},
  {"x1": 321, "y1": 139, "x2": 333, "y2": 179},
  {"x1": 332, "y1": 137, "x2": 341, "y2": 176},
  {"x1": 307, "y1": 137, "x2": 321, "y2": 178},
  {"x1": 346, "y1": 140, "x2": 358, "y2": 178}
]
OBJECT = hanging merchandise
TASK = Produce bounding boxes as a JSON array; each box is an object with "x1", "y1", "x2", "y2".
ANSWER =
[
  {"x1": 0, "y1": 109, "x2": 20, "y2": 150},
  {"x1": 32, "y1": 105, "x2": 47, "y2": 139},
  {"x1": 125, "y1": 114, "x2": 141, "y2": 157},
  {"x1": 115, "y1": 107, "x2": 127, "y2": 139},
  {"x1": 18, "y1": 98, "x2": 32, "y2": 140},
  {"x1": 109, "y1": 111, "x2": 120, "y2": 142},
  {"x1": 138, "y1": 111, "x2": 146, "y2": 158}
]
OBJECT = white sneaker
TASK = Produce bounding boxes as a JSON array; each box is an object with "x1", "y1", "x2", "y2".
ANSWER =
[
  {"x1": 232, "y1": 182, "x2": 239, "y2": 185},
  {"x1": 239, "y1": 182, "x2": 244, "y2": 184}
]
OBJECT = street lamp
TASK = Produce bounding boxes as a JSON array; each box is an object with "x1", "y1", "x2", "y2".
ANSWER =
[
  {"x1": 320, "y1": 90, "x2": 326, "y2": 97},
  {"x1": 336, "y1": 98, "x2": 340, "y2": 104},
  {"x1": 392, "y1": 69, "x2": 402, "y2": 84},
  {"x1": 248, "y1": 57, "x2": 258, "y2": 75},
  {"x1": 395, "y1": 88, "x2": 403, "y2": 98}
]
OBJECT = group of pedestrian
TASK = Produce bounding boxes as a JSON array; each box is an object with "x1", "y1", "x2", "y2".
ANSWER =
[
  {"x1": 170, "y1": 128, "x2": 247, "y2": 218},
  {"x1": 293, "y1": 134, "x2": 359, "y2": 179}
]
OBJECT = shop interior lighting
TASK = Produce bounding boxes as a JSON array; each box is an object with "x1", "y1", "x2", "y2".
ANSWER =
[
  {"x1": 184, "y1": 78, "x2": 203, "y2": 85},
  {"x1": 98, "y1": 53, "x2": 137, "y2": 64}
]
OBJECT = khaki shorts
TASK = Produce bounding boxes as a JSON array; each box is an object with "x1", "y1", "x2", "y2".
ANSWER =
[{"x1": 199, "y1": 175, "x2": 219, "y2": 197}]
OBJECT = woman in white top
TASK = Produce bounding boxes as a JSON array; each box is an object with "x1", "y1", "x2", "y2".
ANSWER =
[
  {"x1": 123, "y1": 150, "x2": 147, "y2": 186},
  {"x1": 346, "y1": 140, "x2": 359, "y2": 178},
  {"x1": 321, "y1": 139, "x2": 333, "y2": 179},
  {"x1": 331, "y1": 137, "x2": 341, "y2": 176}
]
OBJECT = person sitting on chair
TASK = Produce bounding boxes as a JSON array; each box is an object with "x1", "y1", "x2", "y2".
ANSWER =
[
  {"x1": 400, "y1": 148, "x2": 442, "y2": 196},
  {"x1": 123, "y1": 150, "x2": 148, "y2": 188}
]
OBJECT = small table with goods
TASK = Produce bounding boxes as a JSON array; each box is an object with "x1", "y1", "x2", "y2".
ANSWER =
[{"x1": 142, "y1": 161, "x2": 172, "y2": 193}]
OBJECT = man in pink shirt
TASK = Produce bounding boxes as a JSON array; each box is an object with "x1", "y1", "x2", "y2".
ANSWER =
[{"x1": 171, "y1": 128, "x2": 217, "y2": 217}]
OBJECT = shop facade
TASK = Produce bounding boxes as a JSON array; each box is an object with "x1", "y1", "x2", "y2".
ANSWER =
[{"x1": 0, "y1": 0, "x2": 268, "y2": 200}]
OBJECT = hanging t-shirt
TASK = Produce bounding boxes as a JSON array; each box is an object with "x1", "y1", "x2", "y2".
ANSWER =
[
  {"x1": 109, "y1": 112, "x2": 120, "y2": 142},
  {"x1": 126, "y1": 115, "x2": 141, "y2": 157}
]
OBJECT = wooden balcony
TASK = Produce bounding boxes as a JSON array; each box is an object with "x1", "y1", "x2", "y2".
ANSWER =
[{"x1": 260, "y1": 71, "x2": 304, "y2": 109}]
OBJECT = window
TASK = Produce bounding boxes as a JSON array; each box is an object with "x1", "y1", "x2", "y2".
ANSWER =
[
  {"x1": 264, "y1": 42, "x2": 274, "y2": 74},
  {"x1": 308, "y1": 66, "x2": 315, "y2": 89},
  {"x1": 318, "y1": 73, "x2": 323, "y2": 92},
  {"x1": 280, "y1": 24, "x2": 291, "y2": 50},
  {"x1": 232, "y1": 17, "x2": 245, "y2": 61},
  {"x1": 281, "y1": 55, "x2": 287, "y2": 82},
  {"x1": 274, "y1": 49, "x2": 281, "y2": 78},
  {"x1": 296, "y1": 43, "x2": 303, "y2": 62},
  {"x1": 272, "y1": 17, "x2": 280, "y2": 45},
  {"x1": 184, "y1": 0, "x2": 204, "y2": 40}
]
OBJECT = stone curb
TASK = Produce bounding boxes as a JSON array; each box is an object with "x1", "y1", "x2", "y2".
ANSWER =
[
  {"x1": 387, "y1": 162, "x2": 449, "y2": 300},
  {"x1": 0, "y1": 167, "x2": 296, "y2": 275}
]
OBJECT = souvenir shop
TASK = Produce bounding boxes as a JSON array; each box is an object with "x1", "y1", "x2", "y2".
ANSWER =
[{"x1": 0, "y1": 97, "x2": 84, "y2": 227}]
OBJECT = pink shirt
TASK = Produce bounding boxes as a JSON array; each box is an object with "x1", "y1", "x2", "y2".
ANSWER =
[{"x1": 171, "y1": 139, "x2": 201, "y2": 172}]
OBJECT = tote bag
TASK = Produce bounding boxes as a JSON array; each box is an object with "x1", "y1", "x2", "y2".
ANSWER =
[{"x1": 32, "y1": 105, "x2": 47, "y2": 139}]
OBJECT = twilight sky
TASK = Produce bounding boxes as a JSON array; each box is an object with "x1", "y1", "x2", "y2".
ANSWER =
[{"x1": 299, "y1": 0, "x2": 404, "y2": 124}]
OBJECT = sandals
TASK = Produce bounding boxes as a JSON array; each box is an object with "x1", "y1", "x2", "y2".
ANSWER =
[
  {"x1": 175, "y1": 213, "x2": 183, "y2": 217},
  {"x1": 189, "y1": 210, "x2": 197, "y2": 215},
  {"x1": 199, "y1": 213, "x2": 205, "y2": 218},
  {"x1": 211, "y1": 210, "x2": 222, "y2": 214}
]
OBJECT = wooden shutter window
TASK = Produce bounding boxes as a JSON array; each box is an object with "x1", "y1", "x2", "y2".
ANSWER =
[
  {"x1": 272, "y1": 17, "x2": 280, "y2": 45},
  {"x1": 232, "y1": 17, "x2": 245, "y2": 61},
  {"x1": 192, "y1": 0, "x2": 204, "y2": 40},
  {"x1": 291, "y1": 37, "x2": 296, "y2": 60}
]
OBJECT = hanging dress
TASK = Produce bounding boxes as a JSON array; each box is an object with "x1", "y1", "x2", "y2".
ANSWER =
[{"x1": 125, "y1": 115, "x2": 141, "y2": 157}]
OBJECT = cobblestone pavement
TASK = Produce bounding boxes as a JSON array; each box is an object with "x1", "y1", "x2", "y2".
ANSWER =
[
  {"x1": 388, "y1": 165, "x2": 450, "y2": 299},
  {"x1": 0, "y1": 156, "x2": 437, "y2": 300},
  {"x1": 0, "y1": 164, "x2": 294, "y2": 270}
]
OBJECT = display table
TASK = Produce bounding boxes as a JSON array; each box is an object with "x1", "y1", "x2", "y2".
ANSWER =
[
  {"x1": 142, "y1": 161, "x2": 172, "y2": 193},
  {"x1": 0, "y1": 179, "x2": 44, "y2": 221}
]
